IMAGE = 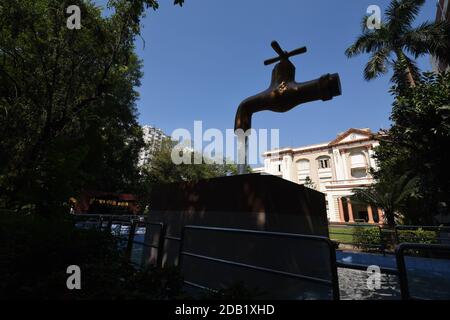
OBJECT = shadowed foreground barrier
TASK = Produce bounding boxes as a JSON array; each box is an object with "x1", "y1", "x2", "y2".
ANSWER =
[{"x1": 147, "y1": 173, "x2": 330, "y2": 267}]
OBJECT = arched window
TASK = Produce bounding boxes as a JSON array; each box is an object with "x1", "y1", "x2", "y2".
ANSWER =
[
  {"x1": 296, "y1": 159, "x2": 310, "y2": 183},
  {"x1": 297, "y1": 159, "x2": 310, "y2": 171},
  {"x1": 350, "y1": 152, "x2": 367, "y2": 168},
  {"x1": 350, "y1": 151, "x2": 368, "y2": 178}
]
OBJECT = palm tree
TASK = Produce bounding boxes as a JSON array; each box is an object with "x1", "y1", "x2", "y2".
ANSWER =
[
  {"x1": 351, "y1": 175, "x2": 418, "y2": 227},
  {"x1": 346, "y1": 0, "x2": 450, "y2": 88}
]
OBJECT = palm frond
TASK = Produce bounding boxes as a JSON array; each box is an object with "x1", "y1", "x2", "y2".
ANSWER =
[
  {"x1": 394, "y1": 176, "x2": 419, "y2": 206},
  {"x1": 345, "y1": 31, "x2": 387, "y2": 57},
  {"x1": 403, "y1": 21, "x2": 450, "y2": 58},
  {"x1": 351, "y1": 187, "x2": 383, "y2": 207},
  {"x1": 391, "y1": 52, "x2": 421, "y2": 87},
  {"x1": 363, "y1": 48, "x2": 390, "y2": 80},
  {"x1": 385, "y1": 0, "x2": 425, "y2": 32}
]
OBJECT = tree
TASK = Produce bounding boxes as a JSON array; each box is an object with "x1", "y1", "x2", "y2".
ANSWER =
[
  {"x1": 373, "y1": 72, "x2": 450, "y2": 224},
  {"x1": 141, "y1": 138, "x2": 247, "y2": 186},
  {"x1": 351, "y1": 175, "x2": 418, "y2": 226},
  {"x1": 137, "y1": 138, "x2": 250, "y2": 209},
  {"x1": 345, "y1": 0, "x2": 450, "y2": 88},
  {"x1": 303, "y1": 176, "x2": 315, "y2": 190},
  {"x1": 0, "y1": 0, "x2": 184, "y2": 214}
]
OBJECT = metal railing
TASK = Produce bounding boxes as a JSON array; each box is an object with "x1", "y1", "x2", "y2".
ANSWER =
[
  {"x1": 328, "y1": 223, "x2": 450, "y2": 253},
  {"x1": 73, "y1": 214, "x2": 166, "y2": 268},
  {"x1": 326, "y1": 178, "x2": 374, "y2": 186},
  {"x1": 396, "y1": 243, "x2": 450, "y2": 300},
  {"x1": 71, "y1": 215, "x2": 450, "y2": 300},
  {"x1": 395, "y1": 225, "x2": 450, "y2": 245},
  {"x1": 335, "y1": 261, "x2": 399, "y2": 275},
  {"x1": 178, "y1": 225, "x2": 340, "y2": 300}
]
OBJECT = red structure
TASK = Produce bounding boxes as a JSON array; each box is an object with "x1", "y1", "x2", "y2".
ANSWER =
[{"x1": 73, "y1": 191, "x2": 140, "y2": 215}]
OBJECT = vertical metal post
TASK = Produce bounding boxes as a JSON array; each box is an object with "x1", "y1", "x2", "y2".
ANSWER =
[
  {"x1": 327, "y1": 239, "x2": 340, "y2": 300},
  {"x1": 394, "y1": 226, "x2": 400, "y2": 245},
  {"x1": 106, "y1": 216, "x2": 113, "y2": 233},
  {"x1": 125, "y1": 221, "x2": 137, "y2": 261},
  {"x1": 178, "y1": 226, "x2": 187, "y2": 268},
  {"x1": 395, "y1": 244, "x2": 411, "y2": 300},
  {"x1": 156, "y1": 224, "x2": 167, "y2": 268},
  {"x1": 140, "y1": 222, "x2": 151, "y2": 268}
]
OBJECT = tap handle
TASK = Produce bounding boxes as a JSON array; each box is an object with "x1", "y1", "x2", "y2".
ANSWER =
[
  {"x1": 264, "y1": 56, "x2": 282, "y2": 66},
  {"x1": 264, "y1": 41, "x2": 307, "y2": 65},
  {"x1": 271, "y1": 41, "x2": 286, "y2": 57},
  {"x1": 288, "y1": 46, "x2": 307, "y2": 57}
]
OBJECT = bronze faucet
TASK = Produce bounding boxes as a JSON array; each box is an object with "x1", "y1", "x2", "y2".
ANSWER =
[
  {"x1": 234, "y1": 41, "x2": 342, "y2": 174},
  {"x1": 234, "y1": 41, "x2": 342, "y2": 133}
]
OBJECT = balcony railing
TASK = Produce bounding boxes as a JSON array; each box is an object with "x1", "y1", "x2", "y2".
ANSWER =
[
  {"x1": 350, "y1": 162, "x2": 367, "y2": 169},
  {"x1": 325, "y1": 177, "x2": 374, "y2": 187}
]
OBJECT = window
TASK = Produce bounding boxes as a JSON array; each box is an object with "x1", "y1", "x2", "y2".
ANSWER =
[
  {"x1": 297, "y1": 159, "x2": 310, "y2": 171},
  {"x1": 278, "y1": 164, "x2": 282, "y2": 172},
  {"x1": 350, "y1": 152, "x2": 366, "y2": 168},
  {"x1": 318, "y1": 158, "x2": 330, "y2": 169}
]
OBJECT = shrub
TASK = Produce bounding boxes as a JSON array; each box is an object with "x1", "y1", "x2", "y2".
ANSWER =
[
  {"x1": 0, "y1": 212, "x2": 184, "y2": 299},
  {"x1": 352, "y1": 226, "x2": 383, "y2": 251},
  {"x1": 397, "y1": 228, "x2": 438, "y2": 244}
]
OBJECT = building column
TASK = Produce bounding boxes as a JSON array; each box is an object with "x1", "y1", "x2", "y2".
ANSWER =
[
  {"x1": 367, "y1": 205, "x2": 374, "y2": 223},
  {"x1": 377, "y1": 208, "x2": 385, "y2": 225},
  {"x1": 338, "y1": 197, "x2": 345, "y2": 223},
  {"x1": 347, "y1": 198, "x2": 355, "y2": 223}
]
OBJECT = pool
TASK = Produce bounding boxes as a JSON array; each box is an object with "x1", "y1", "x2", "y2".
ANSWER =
[{"x1": 337, "y1": 250, "x2": 450, "y2": 300}]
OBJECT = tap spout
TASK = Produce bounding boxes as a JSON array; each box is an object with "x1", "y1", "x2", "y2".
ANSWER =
[{"x1": 234, "y1": 71, "x2": 341, "y2": 132}]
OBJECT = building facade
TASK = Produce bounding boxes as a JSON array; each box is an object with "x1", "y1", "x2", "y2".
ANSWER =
[
  {"x1": 432, "y1": 0, "x2": 449, "y2": 72},
  {"x1": 139, "y1": 125, "x2": 168, "y2": 167},
  {"x1": 254, "y1": 128, "x2": 385, "y2": 224}
]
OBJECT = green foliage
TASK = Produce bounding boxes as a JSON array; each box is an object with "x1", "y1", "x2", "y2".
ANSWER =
[
  {"x1": 351, "y1": 175, "x2": 418, "y2": 226},
  {"x1": 119, "y1": 266, "x2": 185, "y2": 300},
  {"x1": 397, "y1": 228, "x2": 438, "y2": 244},
  {"x1": 374, "y1": 72, "x2": 450, "y2": 224},
  {"x1": 138, "y1": 139, "x2": 250, "y2": 198},
  {"x1": 352, "y1": 226, "x2": 383, "y2": 251},
  {"x1": 0, "y1": 211, "x2": 185, "y2": 299},
  {"x1": 0, "y1": 0, "x2": 185, "y2": 215},
  {"x1": 346, "y1": 0, "x2": 450, "y2": 87},
  {"x1": 303, "y1": 176, "x2": 315, "y2": 189},
  {"x1": 137, "y1": 138, "x2": 250, "y2": 210}
]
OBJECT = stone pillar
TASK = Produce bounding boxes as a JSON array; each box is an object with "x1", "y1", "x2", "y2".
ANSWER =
[
  {"x1": 367, "y1": 205, "x2": 374, "y2": 223},
  {"x1": 347, "y1": 198, "x2": 355, "y2": 223},
  {"x1": 338, "y1": 197, "x2": 345, "y2": 222},
  {"x1": 378, "y1": 208, "x2": 385, "y2": 225}
]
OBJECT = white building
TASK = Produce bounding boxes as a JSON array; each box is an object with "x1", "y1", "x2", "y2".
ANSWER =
[
  {"x1": 254, "y1": 128, "x2": 385, "y2": 224},
  {"x1": 432, "y1": 0, "x2": 449, "y2": 72},
  {"x1": 139, "y1": 125, "x2": 168, "y2": 166}
]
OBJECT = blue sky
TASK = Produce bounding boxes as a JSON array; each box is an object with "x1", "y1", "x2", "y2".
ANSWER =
[{"x1": 98, "y1": 0, "x2": 438, "y2": 149}]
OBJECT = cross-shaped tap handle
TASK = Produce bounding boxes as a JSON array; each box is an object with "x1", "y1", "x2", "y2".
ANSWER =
[{"x1": 264, "y1": 41, "x2": 307, "y2": 66}]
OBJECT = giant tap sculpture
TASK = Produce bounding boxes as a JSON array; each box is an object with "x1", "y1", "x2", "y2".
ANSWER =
[{"x1": 235, "y1": 41, "x2": 342, "y2": 174}]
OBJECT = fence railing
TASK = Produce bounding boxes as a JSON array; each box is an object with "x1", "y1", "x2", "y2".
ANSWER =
[
  {"x1": 329, "y1": 223, "x2": 450, "y2": 253},
  {"x1": 395, "y1": 225, "x2": 450, "y2": 245},
  {"x1": 396, "y1": 243, "x2": 450, "y2": 300},
  {"x1": 73, "y1": 214, "x2": 166, "y2": 268},
  {"x1": 179, "y1": 225, "x2": 340, "y2": 300},
  {"x1": 71, "y1": 214, "x2": 450, "y2": 300}
]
